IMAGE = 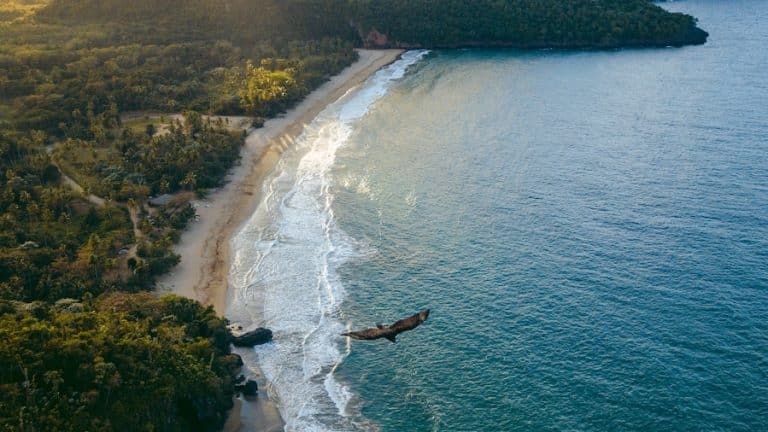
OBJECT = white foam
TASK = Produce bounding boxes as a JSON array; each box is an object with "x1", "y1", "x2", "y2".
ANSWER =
[{"x1": 228, "y1": 50, "x2": 428, "y2": 432}]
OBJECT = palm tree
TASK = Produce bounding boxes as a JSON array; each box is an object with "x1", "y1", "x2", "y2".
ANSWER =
[{"x1": 180, "y1": 172, "x2": 197, "y2": 191}]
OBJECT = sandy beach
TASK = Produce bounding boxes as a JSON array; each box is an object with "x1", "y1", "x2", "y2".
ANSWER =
[{"x1": 157, "y1": 48, "x2": 404, "y2": 431}]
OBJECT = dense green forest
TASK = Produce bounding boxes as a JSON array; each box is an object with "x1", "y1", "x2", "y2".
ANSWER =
[
  {"x1": 0, "y1": 293, "x2": 238, "y2": 431},
  {"x1": 349, "y1": 0, "x2": 708, "y2": 48},
  {"x1": 0, "y1": 0, "x2": 707, "y2": 430},
  {"x1": 0, "y1": 1, "x2": 357, "y2": 429},
  {"x1": 37, "y1": 0, "x2": 707, "y2": 49}
]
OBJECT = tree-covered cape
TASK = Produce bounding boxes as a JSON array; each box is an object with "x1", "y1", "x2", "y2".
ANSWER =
[{"x1": 0, "y1": 293, "x2": 240, "y2": 432}]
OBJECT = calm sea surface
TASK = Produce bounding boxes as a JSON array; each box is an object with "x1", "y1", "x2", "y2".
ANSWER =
[{"x1": 230, "y1": 1, "x2": 768, "y2": 430}]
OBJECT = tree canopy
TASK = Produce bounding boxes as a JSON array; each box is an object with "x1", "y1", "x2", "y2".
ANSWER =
[
  {"x1": 0, "y1": 2, "x2": 358, "y2": 429},
  {"x1": 39, "y1": 0, "x2": 708, "y2": 49},
  {"x1": 349, "y1": 0, "x2": 708, "y2": 48},
  {"x1": 0, "y1": 293, "x2": 239, "y2": 432}
]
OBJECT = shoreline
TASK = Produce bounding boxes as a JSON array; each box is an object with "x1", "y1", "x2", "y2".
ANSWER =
[{"x1": 157, "y1": 48, "x2": 404, "y2": 431}]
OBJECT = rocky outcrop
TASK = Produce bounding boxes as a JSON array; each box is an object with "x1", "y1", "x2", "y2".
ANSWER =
[
  {"x1": 232, "y1": 328, "x2": 273, "y2": 347},
  {"x1": 235, "y1": 380, "x2": 258, "y2": 397}
]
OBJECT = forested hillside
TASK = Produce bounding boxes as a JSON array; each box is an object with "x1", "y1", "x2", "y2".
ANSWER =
[
  {"x1": 0, "y1": 293, "x2": 239, "y2": 431},
  {"x1": 37, "y1": 0, "x2": 357, "y2": 44},
  {"x1": 39, "y1": 0, "x2": 708, "y2": 48},
  {"x1": 0, "y1": 1, "x2": 356, "y2": 429},
  {"x1": 0, "y1": 0, "x2": 356, "y2": 297},
  {"x1": 348, "y1": 0, "x2": 708, "y2": 48}
]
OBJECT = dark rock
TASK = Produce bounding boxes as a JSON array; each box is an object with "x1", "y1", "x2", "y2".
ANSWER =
[
  {"x1": 242, "y1": 380, "x2": 258, "y2": 396},
  {"x1": 235, "y1": 374, "x2": 245, "y2": 384},
  {"x1": 235, "y1": 379, "x2": 258, "y2": 396},
  {"x1": 232, "y1": 328, "x2": 272, "y2": 347}
]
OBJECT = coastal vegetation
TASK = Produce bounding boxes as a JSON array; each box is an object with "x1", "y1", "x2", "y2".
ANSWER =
[
  {"x1": 0, "y1": 0, "x2": 708, "y2": 430},
  {"x1": 36, "y1": 0, "x2": 708, "y2": 49},
  {"x1": 0, "y1": 1, "x2": 357, "y2": 429},
  {"x1": 52, "y1": 115, "x2": 243, "y2": 200},
  {"x1": 0, "y1": 292, "x2": 238, "y2": 431},
  {"x1": 349, "y1": 0, "x2": 708, "y2": 48}
]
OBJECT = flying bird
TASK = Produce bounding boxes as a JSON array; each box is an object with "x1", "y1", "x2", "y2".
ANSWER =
[{"x1": 342, "y1": 309, "x2": 430, "y2": 343}]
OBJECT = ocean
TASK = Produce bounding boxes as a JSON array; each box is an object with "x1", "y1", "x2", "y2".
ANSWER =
[{"x1": 229, "y1": 1, "x2": 768, "y2": 430}]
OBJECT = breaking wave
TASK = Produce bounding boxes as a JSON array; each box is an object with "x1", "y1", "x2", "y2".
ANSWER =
[{"x1": 228, "y1": 50, "x2": 428, "y2": 431}]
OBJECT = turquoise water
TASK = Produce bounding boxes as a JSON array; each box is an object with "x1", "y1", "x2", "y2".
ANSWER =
[{"x1": 231, "y1": 1, "x2": 767, "y2": 430}]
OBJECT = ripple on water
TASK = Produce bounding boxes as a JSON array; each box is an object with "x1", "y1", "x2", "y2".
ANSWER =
[{"x1": 331, "y1": 1, "x2": 768, "y2": 430}]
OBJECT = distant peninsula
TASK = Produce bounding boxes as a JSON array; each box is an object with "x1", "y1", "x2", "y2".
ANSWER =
[{"x1": 349, "y1": 0, "x2": 708, "y2": 48}]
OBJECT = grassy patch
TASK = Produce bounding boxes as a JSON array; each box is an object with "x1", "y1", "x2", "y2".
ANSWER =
[
  {"x1": 122, "y1": 114, "x2": 169, "y2": 136},
  {"x1": 52, "y1": 139, "x2": 117, "y2": 197}
]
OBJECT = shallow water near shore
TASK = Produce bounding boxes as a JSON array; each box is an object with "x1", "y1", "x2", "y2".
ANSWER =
[
  {"x1": 228, "y1": 51, "x2": 428, "y2": 431},
  {"x1": 231, "y1": 1, "x2": 767, "y2": 430}
]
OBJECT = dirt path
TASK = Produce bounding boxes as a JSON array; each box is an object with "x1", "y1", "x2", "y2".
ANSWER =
[
  {"x1": 57, "y1": 167, "x2": 106, "y2": 207},
  {"x1": 46, "y1": 145, "x2": 107, "y2": 207},
  {"x1": 46, "y1": 143, "x2": 144, "y2": 249}
]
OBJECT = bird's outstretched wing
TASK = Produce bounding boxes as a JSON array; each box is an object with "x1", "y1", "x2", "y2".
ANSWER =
[
  {"x1": 341, "y1": 326, "x2": 396, "y2": 342},
  {"x1": 342, "y1": 309, "x2": 430, "y2": 343},
  {"x1": 341, "y1": 327, "x2": 391, "y2": 340}
]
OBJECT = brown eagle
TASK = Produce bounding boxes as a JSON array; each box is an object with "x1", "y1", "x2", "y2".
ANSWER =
[{"x1": 341, "y1": 309, "x2": 430, "y2": 343}]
